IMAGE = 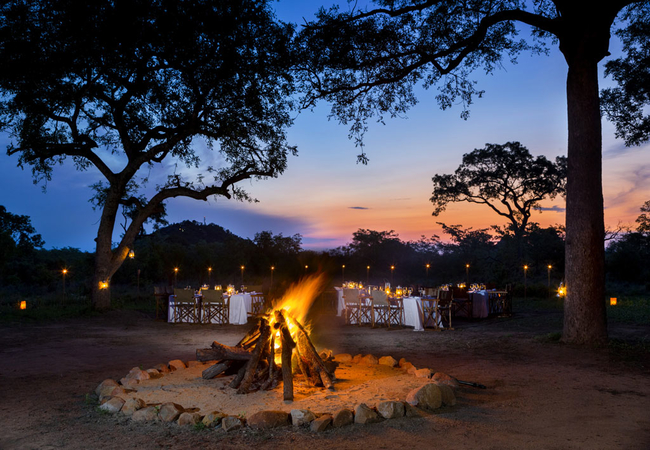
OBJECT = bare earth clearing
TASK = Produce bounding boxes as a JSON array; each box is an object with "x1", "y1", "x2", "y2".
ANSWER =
[{"x1": 1, "y1": 305, "x2": 649, "y2": 449}]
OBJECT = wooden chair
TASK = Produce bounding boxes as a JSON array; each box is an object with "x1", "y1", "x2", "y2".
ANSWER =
[
  {"x1": 437, "y1": 289, "x2": 453, "y2": 329},
  {"x1": 452, "y1": 286, "x2": 473, "y2": 319},
  {"x1": 173, "y1": 289, "x2": 198, "y2": 323},
  {"x1": 420, "y1": 297, "x2": 440, "y2": 330},
  {"x1": 249, "y1": 293, "x2": 266, "y2": 317},
  {"x1": 371, "y1": 289, "x2": 391, "y2": 327},
  {"x1": 388, "y1": 296, "x2": 404, "y2": 328},
  {"x1": 343, "y1": 288, "x2": 363, "y2": 325},
  {"x1": 201, "y1": 289, "x2": 228, "y2": 324}
]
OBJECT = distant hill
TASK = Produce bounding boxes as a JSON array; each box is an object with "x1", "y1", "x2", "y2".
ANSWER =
[{"x1": 138, "y1": 220, "x2": 249, "y2": 247}]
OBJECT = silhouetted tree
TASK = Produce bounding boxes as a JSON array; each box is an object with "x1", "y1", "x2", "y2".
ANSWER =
[
  {"x1": 0, "y1": 0, "x2": 297, "y2": 309},
  {"x1": 601, "y1": 7, "x2": 650, "y2": 146},
  {"x1": 431, "y1": 142, "x2": 566, "y2": 257},
  {"x1": 299, "y1": 0, "x2": 649, "y2": 344},
  {"x1": 636, "y1": 201, "x2": 650, "y2": 234}
]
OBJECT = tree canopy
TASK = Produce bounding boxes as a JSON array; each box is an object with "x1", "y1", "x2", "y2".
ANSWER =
[
  {"x1": 297, "y1": 0, "x2": 648, "y2": 344},
  {"x1": 431, "y1": 142, "x2": 567, "y2": 241},
  {"x1": 0, "y1": 0, "x2": 297, "y2": 309}
]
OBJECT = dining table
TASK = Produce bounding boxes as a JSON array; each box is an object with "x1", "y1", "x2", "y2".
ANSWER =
[
  {"x1": 167, "y1": 291, "x2": 255, "y2": 324},
  {"x1": 467, "y1": 290, "x2": 507, "y2": 318}
]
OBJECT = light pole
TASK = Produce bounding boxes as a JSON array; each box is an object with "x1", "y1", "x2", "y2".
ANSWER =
[
  {"x1": 240, "y1": 265, "x2": 245, "y2": 286},
  {"x1": 271, "y1": 266, "x2": 275, "y2": 287},
  {"x1": 128, "y1": 250, "x2": 138, "y2": 294},
  {"x1": 390, "y1": 265, "x2": 395, "y2": 286},
  {"x1": 62, "y1": 268, "x2": 68, "y2": 301},
  {"x1": 208, "y1": 267, "x2": 212, "y2": 286},
  {"x1": 366, "y1": 265, "x2": 370, "y2": 286},
  {"x1": 524, "y1": 265, "x2": 528, "y2": 300},
  {"x1": 426, "y1": 263, "x2": 430, "y2": 281},
  {"x1": 465, "y1": 264, "x2": 470, "y2": 288},
  {"x1": 547, "y1": 265, "x2": 552, "y2": 300},
  {"x1": 174, "y1": 267, "x2": 178, "y2": 287},
  {"x1": 342, "y1": 264, "x2": 345, "y2": 285}
]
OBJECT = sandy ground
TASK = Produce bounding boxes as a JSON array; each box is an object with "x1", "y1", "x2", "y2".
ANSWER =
[{"x1": 1, "y1": 307, "x2": 650, "y2": 449}]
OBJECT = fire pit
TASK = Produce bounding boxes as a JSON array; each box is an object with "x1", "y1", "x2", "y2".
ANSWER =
[{"x1": 95, "y1": 276, "x2": 464, "y2": 431}]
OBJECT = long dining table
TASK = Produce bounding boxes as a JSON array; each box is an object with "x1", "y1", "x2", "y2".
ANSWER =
[{"x1": 167, "y1": 292, "x2": 254, "y2": 324}]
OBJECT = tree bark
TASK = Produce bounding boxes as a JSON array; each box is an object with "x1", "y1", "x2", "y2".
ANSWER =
[{"x1": 560, "y1": 14, "x2": 612, "y2": 345}]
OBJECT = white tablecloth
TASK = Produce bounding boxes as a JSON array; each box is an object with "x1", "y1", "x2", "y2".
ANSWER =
[
  {"x1": 402, "y1": 297, "x2": 442, "y2": 331},
  {"x1": 229, "y1": 293, "x2": 252, "y2": 325},
  {"x1": 335, "y1": 287, "x2": 345, "y2": 316}
]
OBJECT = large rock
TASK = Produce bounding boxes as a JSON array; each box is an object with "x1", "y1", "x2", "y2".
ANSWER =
[
  {"x1": 354, "y1": 403, "x2": 381, "y2": 424},
  {"x1": 398, "y1": 357, "x2": 409, "y2": 367},
  {"x1": 400, "y1": 362, "x2": 414, "y2": 371},
  {"x1": 359, "y1": 354, "x2": 379, "y2": 365},
  {"x1": 435, "y1": 383, "x2": 457, "y2": 406},
  {"x1": 153, "y1": 363, "x2": 170, "y2": 374},
  {"x1": 377, "y1": 401, "x2": 405, "y2": 419},
  {"x1": 178, "y1": 412, "x2": 202, "y2": 426},
  {"x1": 202, "y1": 411, "x2": 227, "y2": 428},
  {"x1": 146, "y1": 369, "x2": 163, "y2": 379},
  {"x1": 291, "y1": 409, "x2": 316, "y2": 427},
  {"x1": 158, "y1": 402, "x2": 184, "y2": 422},
  {"x1": 352, "y1": 354, "x2": 363, "y2": 363},
  {"x1": 126, "y1": 367, "x2": 150, "y2": 381},
  {"x1": 168, "y1": 359, "x2": 186, "y2": 371},
  {"x1": 334, "y1": 353, "x2": 352, "y2": 363},
  {"x1": 121, "y1": 398, "x2": 146, "y2": 416},
  {"x1": 378, "y1": 356, "x2": 398, "y2": 367},
  {"x1": 414, "y1": 368, "x2": 433, "y2": 379},
  {"x1": 332, "y1": 408, "x2": 354, "y2": 428},
  {"x1": 406, "y1": 384, "x2": 442, "y2": 411},
  {"x1": 221, "y1": 416, "x2": 243, "y2": 432},
  {"x1": 247, "y1": 410, "x2": 290, "y2": 429},
  {"x1": 403, "y1": 402, "x2": 427, "y2": 418},
  {"x1": 109, "y1": 386, "x2": 127, "y2": 397},
  {"x1": 95, "y1": 379, "x2": 119, "y2": 399},
  {"x1": 310, "y1": 414, "x2": 332, "y2": 432},
  {"x1": 99, "y1": 396, "x2": 125, "y2": 413},
  {"x1": 120, "y1": 377, "x2": 139, "y2": 387},
  {"x1": 131, "y1": 406, "x2": 158, "y2": 422},
  {"x1": 432, "y1": 372, "x2": 459, "y2": 388}
]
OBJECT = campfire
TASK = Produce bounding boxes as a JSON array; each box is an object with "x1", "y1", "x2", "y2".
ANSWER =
[{"x1": 196, "y1": 275, "x2": 336, "y2": 401}]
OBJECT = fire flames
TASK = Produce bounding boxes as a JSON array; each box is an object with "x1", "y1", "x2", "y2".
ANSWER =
[{"x1": 267, "y1": 274, "x2": 326, "y2": 362}]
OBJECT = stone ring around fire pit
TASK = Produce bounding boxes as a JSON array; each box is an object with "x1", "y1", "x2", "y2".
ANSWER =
[{"x1": 94, "y1": 353, "x2": 460, "y2": 433}]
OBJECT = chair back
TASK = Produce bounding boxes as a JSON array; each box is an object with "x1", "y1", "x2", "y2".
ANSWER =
[
  {"x1": 424, "y1": 287, "x2": 437, "y2": 298},
  {"x1": 343, "y1": 288, "x2": 360, "y2": 305},
  {"x1": 371, "y1": 289, "x2": 389, "y2": 306},
  {"x1": 174, "y1": 288, "x2": 194, "y2": 302},
  {"x1": 452, "y1": 286, "x2": 468, "y2": 299},
  {"x1": 201, "y1": 289, "x2": 224, "y2": 303}
]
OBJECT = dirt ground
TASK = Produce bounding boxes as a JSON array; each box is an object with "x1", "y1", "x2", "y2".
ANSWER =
[{"x1": 1, "y1": 305, "x2": 649, "y2": 450}]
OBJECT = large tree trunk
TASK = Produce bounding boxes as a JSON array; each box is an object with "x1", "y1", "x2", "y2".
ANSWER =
[{"x1": 560, "y1": 18, "x2": 611, "y2": 345}]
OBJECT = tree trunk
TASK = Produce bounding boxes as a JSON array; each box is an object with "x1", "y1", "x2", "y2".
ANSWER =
[{"x1": 560, "y1": 20, "x2": 611, "y2": 345}]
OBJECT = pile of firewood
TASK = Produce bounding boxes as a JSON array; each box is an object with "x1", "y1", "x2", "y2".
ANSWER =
[{"x1": 196, "y1": 309, "x2": 336, "y2": 401}]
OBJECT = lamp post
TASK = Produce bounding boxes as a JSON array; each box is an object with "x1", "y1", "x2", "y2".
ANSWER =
[
  {"x1": 173, "y1": 267, "x2": 178, "y2": 287},
  {"x1": 547, "y1": 265, "x2": 552, "y2": 300},
  {"x1": 465, "y1": 264, "x2": 470, "y2": 288},
  {"x1": 62, "y1": 268, "x2": 68, "y2": 300},
  {"x1": 524, "y1": 265, "x2": 528, "y2": 300},
  {"x1": 426, "y1": 263, "x2": 430, "y2": 280},
  {"x1": 128, "y1": 250, "x2": 139, "y2": 295},
  {"x1": 342, "y1": 264, "x2": 345, "y2": 284},
  {"x1": 390, "y1": 265, "x2": 395, "y2": 286},
  {"x1": 271, "y1": 266, "x2": 275, "y2": 287},
  {"x1": 240, "y1": 265, "x2": 245, "y2": 286},
  {"x1": 366, "y1": 265, "x2": 370, "y2": 286},
  {"x1": 208, "y1": 267, "x2": 212, "y2": 286},
  {"x1": 305, "y1": 265, "x2": 309, "y2": 275}
]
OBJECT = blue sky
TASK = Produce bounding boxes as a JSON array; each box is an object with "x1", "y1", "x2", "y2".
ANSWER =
[{"x1": 1, "y1": 1, "x2": 648, "y2": 252}]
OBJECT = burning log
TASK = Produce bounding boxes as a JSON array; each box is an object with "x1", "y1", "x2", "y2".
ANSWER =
[{"x1": 195, "y1": 303, "x2": 337, "y2": 400}]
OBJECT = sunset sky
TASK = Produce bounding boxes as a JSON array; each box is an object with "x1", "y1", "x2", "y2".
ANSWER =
[{"x1": 1, "y1": 1, "x2": 648, "y2": 252}]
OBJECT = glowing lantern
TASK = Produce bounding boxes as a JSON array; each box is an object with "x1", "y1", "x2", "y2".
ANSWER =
[
  {"x1": 610, "y1": 297, "x2": 617, "y2": 306},
  {"x1": 20, "y1": 301, "x2": 27, "y2": 310},
  {"x1": 99, "y1": 280, "x2": 109, "y2": 289}
]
